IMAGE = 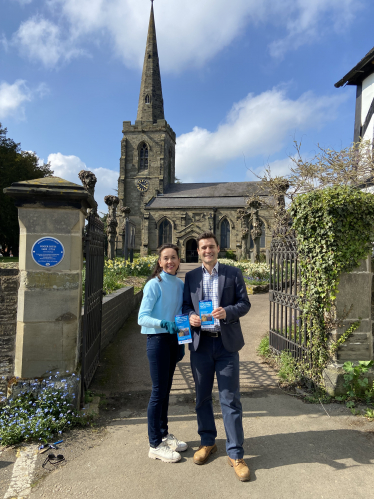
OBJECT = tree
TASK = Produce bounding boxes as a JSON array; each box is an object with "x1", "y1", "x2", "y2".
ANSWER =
[{"x1": 0, "y1": 124, "x2": 54, "y2": 256}]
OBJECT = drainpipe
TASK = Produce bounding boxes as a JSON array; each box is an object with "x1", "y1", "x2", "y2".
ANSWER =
[{"x1": 213, "y1": 208, "x2": 217, "y2": 235}]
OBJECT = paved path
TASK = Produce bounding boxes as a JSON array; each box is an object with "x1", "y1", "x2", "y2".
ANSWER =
[{"x1": 2, "y1": 290, "x2": 374, "y2": 498}]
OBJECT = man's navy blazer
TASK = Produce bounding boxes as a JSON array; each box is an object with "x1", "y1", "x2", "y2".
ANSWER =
[{"x1": 182, "y1": 263, "x2": 251, "y2": 353}]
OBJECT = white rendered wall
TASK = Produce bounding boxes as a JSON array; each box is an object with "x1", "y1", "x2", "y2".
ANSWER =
[{"x1": 361, "y1": 72, "x2": 374, "y2": 142}]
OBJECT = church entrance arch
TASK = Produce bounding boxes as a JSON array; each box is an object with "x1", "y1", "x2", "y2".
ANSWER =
[{"x1": 186, "y1": 239, "x2": 198, "y2": 263}]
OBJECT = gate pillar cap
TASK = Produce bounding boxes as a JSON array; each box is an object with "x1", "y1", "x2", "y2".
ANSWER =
[{"x1": 4, "y1": 176, "x2": 96, "y2": 212}]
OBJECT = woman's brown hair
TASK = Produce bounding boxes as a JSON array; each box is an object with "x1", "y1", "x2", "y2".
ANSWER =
[{"x1": 151, "y1": 244, "x2": 180, "y2": 281}]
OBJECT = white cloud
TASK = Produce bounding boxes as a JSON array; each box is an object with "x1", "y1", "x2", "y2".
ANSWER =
[
  {"x1": 176, "y1": 87, "x2": 346, "y2": 182},
  {"x1": 10, "y1": 0, "x2": 359, "y2": 70},
  {"x1": 48, "y1": 153, "x2": 118, "y2": 214},
  {"x1": 269, "y1": 0, "x2": 357, "y2": 59},
  {"x1": 0, "y1": 80, "x2": 47, "y2": 120},
  {"x1": 246, "y1": 157, "x2": 295, "y2": 181},
  {"x1": 12, "y1": 16, "x2": 86, "y2": 68}
]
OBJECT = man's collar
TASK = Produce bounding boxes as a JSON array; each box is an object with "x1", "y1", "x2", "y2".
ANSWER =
[{"x1": 202, "y1": 261, "x2": 219, "y2": 274}]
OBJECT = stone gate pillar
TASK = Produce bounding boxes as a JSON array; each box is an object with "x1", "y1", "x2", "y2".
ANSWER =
[
  {"x1": 4, "y1": 177, "x2": 95, "y2": 396},
  {"x1": 323, "y1": 255, "x2": 373, "y2": 395}
]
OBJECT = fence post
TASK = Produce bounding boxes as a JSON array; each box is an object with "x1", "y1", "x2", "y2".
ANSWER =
[
  {"x1": 104, "y1": 195, "x2": 119, "y2": 260},
  {"x1": 3, "y1": 177, "x2": 95, "y2": 403},
  {"x1": 120, "y1": 206, "x2": 131, "y2": 261}
]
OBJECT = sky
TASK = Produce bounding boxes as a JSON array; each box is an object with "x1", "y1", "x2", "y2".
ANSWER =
[{"x1": 1, "y1": 0, "x2": 373, "y2": 214}]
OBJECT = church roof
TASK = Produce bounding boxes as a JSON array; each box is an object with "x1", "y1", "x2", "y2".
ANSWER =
[
  {"x1": 335, "y1": 46, "x2": 374, "y2": 87},
  {"x1": 146, "y1": 182, "x2": 268, "y2": 209},
  {"x1": 136, "y1": 3, "x2": 165, "y2": 123}
]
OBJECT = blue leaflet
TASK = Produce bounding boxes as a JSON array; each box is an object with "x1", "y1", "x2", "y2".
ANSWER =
[
  {"x1": 199, "y1": 300, "x2": 214, "y2": 326},
  {"x1": 175, "y1": 314, "x2": 192, "y2": 344}
]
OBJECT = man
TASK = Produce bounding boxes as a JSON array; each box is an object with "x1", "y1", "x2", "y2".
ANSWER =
[{"x1": 182, "y1": 232, "x2": 251, "y2": 481}]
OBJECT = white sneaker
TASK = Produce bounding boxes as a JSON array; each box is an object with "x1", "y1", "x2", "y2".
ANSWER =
[
  {"x1": 148, "y1": 441, "x2": 181, "y2": 463},
  {"x1": 162, "y1": 433, "x2": 188, "y2": 452}
]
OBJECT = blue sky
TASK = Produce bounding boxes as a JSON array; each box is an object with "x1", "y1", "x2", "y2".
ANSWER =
[{"x1": 1, "y1": 0, "x2": 373, "y2": 213}]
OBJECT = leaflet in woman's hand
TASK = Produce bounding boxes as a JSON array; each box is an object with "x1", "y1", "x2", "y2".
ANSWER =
[
  {"x1": 175, "y1": 314, "x2": 192, "y2": 344},
  {"x1": 199, "y1": 300, "x2": 214, "y2": 326}
]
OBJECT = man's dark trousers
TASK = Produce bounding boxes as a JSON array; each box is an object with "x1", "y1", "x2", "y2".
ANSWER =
[{"x1": 183, "y1": 263, "x2": 251, "y2": 459}]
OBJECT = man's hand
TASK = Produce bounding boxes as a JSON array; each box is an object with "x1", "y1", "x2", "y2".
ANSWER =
[
  {"x1": 212, "y1": 307, "x2": 226, "y2": 320},
  {"x1": 190, "y1": 314, "x2": 201, "y2": 327}
]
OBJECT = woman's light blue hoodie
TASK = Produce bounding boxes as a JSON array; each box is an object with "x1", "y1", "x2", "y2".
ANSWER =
[{"x1": 138, "y1": 271, "x2": 184, "y2": 334}]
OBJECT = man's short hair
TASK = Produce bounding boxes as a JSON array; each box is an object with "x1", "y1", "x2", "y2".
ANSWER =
[{"x1": 197, "y1": 232, "x2": 219, "y2": 248}]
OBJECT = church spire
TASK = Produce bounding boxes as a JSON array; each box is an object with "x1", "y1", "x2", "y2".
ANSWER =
[{"x1": 137, "y1": 2, "x2": 165, "y2": 123}]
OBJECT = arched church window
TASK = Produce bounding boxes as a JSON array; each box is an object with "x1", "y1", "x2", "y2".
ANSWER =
[
  {"x1": 139, "y1": 143, "x2": 148, "y2": 171},
  {"x1": 249, "y1": 222, "x2": 266, "y2": 249},
  {"x1": 145, "y1": 94, "x2": 150, "y2": 104},
  {"x1": 159, "y1": 219, "x2": 172, "y2": 246},
  {"x1": 220, "y1": 219, "x2": 230, "y2": 249}
]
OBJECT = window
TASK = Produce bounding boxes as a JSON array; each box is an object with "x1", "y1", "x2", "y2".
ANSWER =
[
  {"x1": 159, "y1": 219, "x2": 172, "y2": 246},
  {"x1": 139, "y1": 143, "x2": 148, "y2": 171},
  {"x1": 220, "y1": 219, "x2": 230, "y2": 248},
  {"x1": 145, "y1": 94, "x2": 150, "y2": 104},
  {"x1": 249, "y1": 222, "x2": 266, "y2": 248},
  {"x1": 148, "y1": 54, "x2": 152, "y2": 59}
]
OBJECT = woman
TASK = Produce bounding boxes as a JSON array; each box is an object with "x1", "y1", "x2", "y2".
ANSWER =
[{"x1": 138, "y1": 243, "x2": 188, "y2": 463}]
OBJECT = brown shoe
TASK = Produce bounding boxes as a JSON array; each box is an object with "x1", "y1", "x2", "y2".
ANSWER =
[
  {"x1": 193, "y1": 444, "x2": 217, "y2": 465},
  {"x1": 228, "y1": 457, "x2": 250, "y2": 482}
]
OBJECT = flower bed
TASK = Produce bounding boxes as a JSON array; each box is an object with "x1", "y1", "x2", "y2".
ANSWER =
[
  {"x1": 0, "y1": 375, "x2": 89, "y2": 446},
  {"x1": 83, "y1": 256, "x2": 158, "y2": 299},
  {"x1": 218, "y1": 259, "x2": 270, "y2": 294}
]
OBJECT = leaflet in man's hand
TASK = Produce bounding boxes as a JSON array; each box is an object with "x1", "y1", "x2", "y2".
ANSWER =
[
  {"x1": 199, "y1": 300, "x2": 214, "y2": 325},
  {"x1": 175, "y1": 314, "x2": 192, "y2": 344}
]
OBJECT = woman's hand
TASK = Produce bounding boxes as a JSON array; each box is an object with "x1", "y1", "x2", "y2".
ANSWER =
[
  {"x1": 160, "y1": 321, "x2": 180, "y2": 334},
  {"x1": 189, "y1": 314, "x2": 201, "y2": 327}
]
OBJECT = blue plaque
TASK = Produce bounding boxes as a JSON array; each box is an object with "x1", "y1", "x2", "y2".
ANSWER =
[{"x1": 32, "y1": 237, "x2": 65, "y2": 268}]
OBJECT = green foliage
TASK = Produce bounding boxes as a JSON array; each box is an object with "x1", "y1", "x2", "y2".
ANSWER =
[
  {"x1": 0, "y1": 377, "x2": 89, "y2": 446},
  {"x1": 0, "y1": 124, "x2": 53, "y2": 254},
  {"x1": 225, "y1": 250, "x2": 236, "y2": 261},
  {"x1": 257, "y1": 336, "x2": 271, "y2": 358},
  {"x1": 364, "y1": 408, "x2": 374, "y2": 420},
  {"x1": 336, "y1": 361, "x2": 374, "y2": 408},
  {"x1": 290, "y1": 186, "x2": 374, "y2": 378},
  {"x1": 277, "y1": 351, "x2": 301, "y2": 384}
]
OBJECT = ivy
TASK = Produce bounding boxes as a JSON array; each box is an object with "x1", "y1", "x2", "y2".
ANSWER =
[{"x1": 290, "y1": 186, "x2": 374, "y2": 378}]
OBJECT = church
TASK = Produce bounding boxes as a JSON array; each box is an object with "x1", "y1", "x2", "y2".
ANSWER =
[{"x1": 117, "y1": 3, "x2": 273, "y2": 262}]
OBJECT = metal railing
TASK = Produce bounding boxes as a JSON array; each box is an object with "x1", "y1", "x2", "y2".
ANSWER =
[
  {"x1": 269, "y1": 227, "x2": 308, "y2": 359},
  {"x1": 82, "y1": 213, "x2": 105, "y2": 394}
]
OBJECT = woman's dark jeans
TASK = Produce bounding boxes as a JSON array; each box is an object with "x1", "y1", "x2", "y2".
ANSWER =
[{"x1": 147, "y1": 333, "x2": 178, "y2": 448}]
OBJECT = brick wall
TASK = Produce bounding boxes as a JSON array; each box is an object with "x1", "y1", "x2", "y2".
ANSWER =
[
  {"x1": 0, "y1": 269, "x2": 19, "y2": 398},
  {"x1": 100, "y1": 287, "x2": 143, "y2": 350}
]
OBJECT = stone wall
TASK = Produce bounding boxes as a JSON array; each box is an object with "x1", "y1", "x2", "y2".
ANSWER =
[
  {"x1": 100, "y1": 288, "x2": 143, "y2": 351},
  {"x1": 0, "y1": 269, "x2": 19, "y2": 398}
]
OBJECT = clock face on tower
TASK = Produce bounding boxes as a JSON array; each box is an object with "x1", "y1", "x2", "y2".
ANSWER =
[{"x1": 136, "y1": 179, "x2": 149, "y2": 192}]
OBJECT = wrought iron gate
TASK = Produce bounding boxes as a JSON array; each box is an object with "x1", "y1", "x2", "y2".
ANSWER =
[
  {"x1": 82, "y1": 212, "x2": 105, "y2": 394},
  {"x1": 269, "y1": 227, "x2": 308, "y2": 359}
]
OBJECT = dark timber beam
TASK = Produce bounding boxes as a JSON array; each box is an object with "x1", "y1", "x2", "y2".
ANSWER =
[
  {"x1": 362, "y1": 97, "x2": 374, "y2": 139},
  {"x1": 354, "y1": 84, "x2": 362, "y2": 143}
]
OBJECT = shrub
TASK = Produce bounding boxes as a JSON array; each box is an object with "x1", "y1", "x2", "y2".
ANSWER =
[
  {"x1": 225, "y1": 250, "x2": 236, "y2": 261},
  {"x1": 277, "y1": 351, "x2": 300, "y2": 384},
  {"x1": 257, "y1": 336, "x2": 271, "y2": 358},
  {"x1": 218, "y1": 259, "x2": 270, "y2": 280}
]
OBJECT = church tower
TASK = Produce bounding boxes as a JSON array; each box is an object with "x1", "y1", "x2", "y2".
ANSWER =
[{"x1": 118, "y1": 2, "x2": 176, "y2": 254}]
